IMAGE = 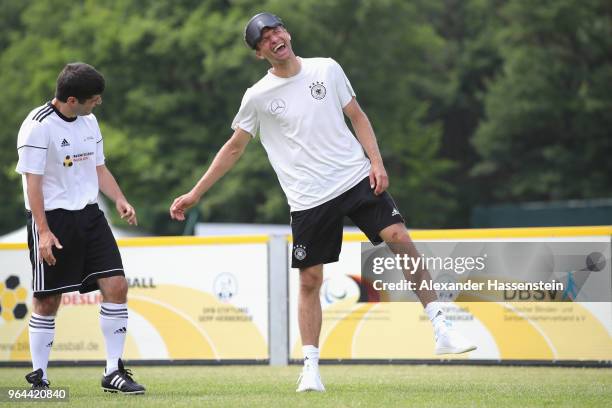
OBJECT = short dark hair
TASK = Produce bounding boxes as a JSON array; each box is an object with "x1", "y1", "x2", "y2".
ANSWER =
[{"x1": 55, "y1": 62, "x2": 105, "y2": 103}]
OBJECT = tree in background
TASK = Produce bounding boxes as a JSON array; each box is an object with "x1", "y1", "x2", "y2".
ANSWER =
[
  {"x1": 1, "y1": 0, "x2": 609, "y2": 235},
  {"x1": 472, "y1": 0, "x2": 612, "y2": 202},
  {"x1": 0, "y1": 0, "x2": 455, "y2": 234},
  {"x1": 422, "y1": 0, "x2": 504, "y2": 226}
]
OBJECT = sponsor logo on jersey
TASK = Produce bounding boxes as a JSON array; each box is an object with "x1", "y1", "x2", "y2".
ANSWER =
[
  {"x1": 63, "y1": 155, "x2": 73, "y2": 167},
  {"x1": 309, "y1": 81, "x2": 326, "y2": 100},
  {"x1": 268, "y1": 98, "x2": 287, "y2": 115},
  {"x1": 72, "y1": 152, "x2": 94, "y2": 162}
]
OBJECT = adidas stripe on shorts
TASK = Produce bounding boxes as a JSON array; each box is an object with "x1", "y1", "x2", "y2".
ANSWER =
[{"x1": 26, "y1": 204, "x2": 124, "y2": 298}]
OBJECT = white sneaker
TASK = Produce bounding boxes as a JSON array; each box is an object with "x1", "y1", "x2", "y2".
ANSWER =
[
  {"x1": 296, "y1": 364, "x2": 325, "y2": 392},
  {"x1": 435, "y1": 328, "x2": 477, "y2": 355}
]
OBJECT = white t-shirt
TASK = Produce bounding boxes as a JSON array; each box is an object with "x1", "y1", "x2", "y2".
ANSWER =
[
  {"x1": 15, "y1": 102, "x2": 105, "y2": 211},
  {"x1": 232, "y1": 57, "x2": 371, "y2": 211}
]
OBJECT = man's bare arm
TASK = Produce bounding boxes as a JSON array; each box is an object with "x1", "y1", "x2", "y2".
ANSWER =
[
  {"x1": 97, "y1": 164, "x2": 137, "y2": 225},
  {"x1": 169, "y1": 128, "x2": 252, "y2": 221},
  {"x1": 25, "y1": 173, "x2": 63, "y2": 265},
  {"x1": 343, "y1": 97, "x2": 389, "y2": 195}
]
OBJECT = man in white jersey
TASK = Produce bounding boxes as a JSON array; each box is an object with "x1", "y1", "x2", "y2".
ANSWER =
[
  {"x1": 15, "y1": 63, "x2": 145, "y2": 394},
  {"x1": 170, "y1": 13, "x2": 476, "y2": 392}
]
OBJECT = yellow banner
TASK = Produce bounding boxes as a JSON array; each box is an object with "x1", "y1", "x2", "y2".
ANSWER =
[
  {"x1": 289, "y1": 228, "x2": 612, "y2": 361},
  {"x1": 0, "y1": 239, "x2": 269, "y2": 361}
]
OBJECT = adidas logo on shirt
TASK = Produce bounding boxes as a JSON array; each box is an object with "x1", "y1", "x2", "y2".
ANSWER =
[
  {"x1": 46, "y1": 341, "x2": 54, "y2": 348},
  {"x1": 60, "y1": 138, "x2": 70, "y2": 147},
  {"x1": 391, "y1": 208, "x2": 400, "y2": 217},
  {"x1": 114, "y1": 327, "x2": 127, "y2": 334}
]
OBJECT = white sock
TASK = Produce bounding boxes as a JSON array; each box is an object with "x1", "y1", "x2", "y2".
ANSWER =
[
  {"x1": 425, "y1": 301, "x2": 448, "y2": 337},
  {"x1": 28, "y1": 313, "x2": 55, "y2": 381},
  {"x1": 99, "y1": 302, "x2": 128, "y2": 374},
  {"x1": 302, "y1": 345, "x2": 319, "y2": 367}
]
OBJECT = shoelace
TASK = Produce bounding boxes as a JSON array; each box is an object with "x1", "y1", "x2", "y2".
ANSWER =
[
  {"x1": 119, "y1": 367, "x2": 135, "y2": 382},
  {"x1": 35, "y1": 379, "x2": 50, "y2": 388}
]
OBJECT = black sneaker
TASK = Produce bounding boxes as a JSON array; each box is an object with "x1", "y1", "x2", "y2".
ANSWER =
[
  {"x1": 25, "y1": 368, "x2": 50, "y2": 389},
  {"x1": 101, "y1": 359, "x2": 145, "y2": 394}
]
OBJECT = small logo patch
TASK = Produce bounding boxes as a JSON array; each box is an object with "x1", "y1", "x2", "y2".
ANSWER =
[
  {"x1": 114, "y1": 327, "x2": 127, "y2": 334},
  {"x1": 309, "y1": 81, "x2": 326, "y2": 100},
  {"x1": 46, "y1": 341, "x2": 54, "y2": 348},
  {"x1": 294, "y1": 244, "x2": 307, "y2": 261},
  {"x1": 63, "y1": 155, "x2": 73, "y2": 167},
  {"x1": 213, "y1": 272, "x2": 238, "y2": 302},
  {"x1": 60, "y1": 138, "x2": 70, "y2": 147},
  {"x1": 391, "y1": 208, "x2": 400, "y2": 217},
  {"x1": 268, "y1": 98, "x2": 287, "y2": 115}
]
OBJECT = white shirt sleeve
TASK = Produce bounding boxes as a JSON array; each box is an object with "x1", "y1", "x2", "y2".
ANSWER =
[
  {"x1": 231, "y1": 89, "x2": 259, "y2": 137},
  {"x1": 95, "y1": 129, "x2": 105, "y2": 166},
  {"x1": 330, "y1": 59, "x2": 356, "y2": 108},
  {"x1": 16, "y1": 121, "x2": 49, "y2": 175}
]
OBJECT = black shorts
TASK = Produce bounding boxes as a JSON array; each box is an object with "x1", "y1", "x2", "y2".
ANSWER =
[
  {"x1": 290, "y1": 177, "x2": 405, "y2": 268},
  {"x1": 26, "y1": 203, "x2": 124, "y2": 298}
]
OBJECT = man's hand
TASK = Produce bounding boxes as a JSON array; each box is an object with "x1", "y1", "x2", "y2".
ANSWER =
[
  {"x1": 170, "y1": 191, "x2": 200, "y2": 221},
  {"x1": 38, "y1": 230, "x2": 63, "y2": 266},
  {"x1": 116, "y1": 199, "x2": 138, "y2": 225},
  {"x1": 369, "y1": 161, "x2": 389, "y2": 195}
]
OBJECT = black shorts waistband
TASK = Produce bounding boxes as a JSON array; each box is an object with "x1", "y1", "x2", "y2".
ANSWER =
[{"x1": 25, "y1": 203, "x2": 99, "y2": 217}]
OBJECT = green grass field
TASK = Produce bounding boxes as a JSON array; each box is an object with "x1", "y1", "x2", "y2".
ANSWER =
[{"x1": 0, "y1": 365, "x2": 611, "y2": 407}]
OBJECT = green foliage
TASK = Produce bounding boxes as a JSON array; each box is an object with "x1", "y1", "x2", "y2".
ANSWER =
[
  {"x1": 421, "y1": 0, "x2": 505, "y2": 225},
  {"x1": 0, "y1": 0, "x2": 455, "y2": 234},
  {"x1": 1, "y1": 0, "x2": 608, "y2": 235},
  {"x1": 473, "y1": 0, "x2": 612, "y2": 201}
]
